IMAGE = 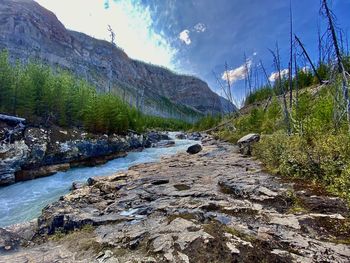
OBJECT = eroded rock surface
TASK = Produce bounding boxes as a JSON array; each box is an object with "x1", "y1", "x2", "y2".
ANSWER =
[
  {"x1": 0, "y1": 122, "x2": 170, "y2": 185},
  {"x1": 1, "y1": 138, "x2": 349, "y2": 262}
]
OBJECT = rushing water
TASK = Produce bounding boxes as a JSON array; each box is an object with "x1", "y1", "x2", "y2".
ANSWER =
[{"x1": 0, "y1": 135, "x2": 196, "y2": 227}]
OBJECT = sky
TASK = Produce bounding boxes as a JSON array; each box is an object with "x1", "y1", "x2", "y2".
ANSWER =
[{"x1": 35, "y1": 0, "x2": 350, "y2": 106}]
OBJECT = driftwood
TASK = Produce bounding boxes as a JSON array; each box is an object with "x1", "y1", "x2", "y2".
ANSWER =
[
  {"x1": 0, "y1": 114, "x2": 26, "y2": 125},
  {"x1": 127, "y1": 129, "x2": 141, "y2": 135}
]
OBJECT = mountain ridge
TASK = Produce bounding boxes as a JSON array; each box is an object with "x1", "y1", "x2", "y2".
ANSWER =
[{"x1": 0, "y1": 0, "x2": 233, "y2": 120}]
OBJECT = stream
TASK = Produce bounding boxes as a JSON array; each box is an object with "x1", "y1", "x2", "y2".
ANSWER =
[{"x1": 0, "y1": 134, "x2": 196, "y2": 227}]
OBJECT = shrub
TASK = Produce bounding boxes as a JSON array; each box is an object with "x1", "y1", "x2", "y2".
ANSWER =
[{"x1": 253, "y1": 133, "x2": 350, "y2": 203}]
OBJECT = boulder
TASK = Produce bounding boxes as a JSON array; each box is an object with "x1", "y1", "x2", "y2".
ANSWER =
[
  {"x1": 0, "y1": 141, "x2": 29, "y2": 186},
  {"x1": 187, "y1": 144, "x2": 202, "y2": 154},
  {"x1": 144, "y1": 132, "x2": 171, "y2": 147},
  {"x1": 237, "y1": 133, "x2": 260, "y2": 155},
  {"x1": 0, "y1": 228, "x2": 21, "y2": 252},
  {"x1": 175, "y1": 133, "x2": 187, "y2": 140},
  {"x1": 152, "y1": 140, "x2": 175, "y2": 148},
  {"x1": 188, "y1": 132, "x2": 202, "y2": 141}
]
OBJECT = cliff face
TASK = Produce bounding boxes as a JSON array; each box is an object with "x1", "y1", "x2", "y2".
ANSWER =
[{"x1": 0, "y1": 0, "x2": 232, "y2": 120}]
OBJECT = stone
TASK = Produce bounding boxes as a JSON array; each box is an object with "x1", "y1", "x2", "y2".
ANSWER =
[
  {"x1": 153, "y1": 140, "x2": 175, "y2": 148},
  {"x1": 175, "y1": 133, "x2": 187, "y2": 140},
  {"x1": 0, "y1": 228, "x2": 21, "y2": 252},
  {"x1": 237, "y1": 133, "x2": 260, "y2": 155},
  {"x1": 0, "y1": 140, "x2": 29, "y2": 185},
  {"x1": 186, "y1": 144, "x2": 202, "y2": 154},
  {"x1": 187, "y1": 132, "x2": 202, "y2": 141},
  {"x1": 71, "y1": 181, "x2": 85, "y2": 190},
  {"x1": 96, "y1": 250, "x2": 119, "y2": 263}
]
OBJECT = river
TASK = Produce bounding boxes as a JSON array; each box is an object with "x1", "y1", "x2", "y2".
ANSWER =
[{"x1": 0, "y1": 135, "x2": 196, "y2": 227}]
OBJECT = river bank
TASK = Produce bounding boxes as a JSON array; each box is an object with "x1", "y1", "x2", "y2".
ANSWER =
[
  {"x1": 0, "y1": 136, "x2": 349, "y2": 262},
  {"x1": 0, "y1": 116, "x2": 176, "y2": 186},
  {"x1": 0, "y1": 135, "x2": 198, "y2": 227}
]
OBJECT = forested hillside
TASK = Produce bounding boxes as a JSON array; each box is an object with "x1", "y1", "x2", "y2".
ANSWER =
[{"x1": 0, "y1": 51, "x2": 190, "y2": 133}]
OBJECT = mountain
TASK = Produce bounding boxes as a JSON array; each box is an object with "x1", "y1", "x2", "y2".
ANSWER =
[{"x1": 0, "y1": 0, "x2": 233, "y2": 121}]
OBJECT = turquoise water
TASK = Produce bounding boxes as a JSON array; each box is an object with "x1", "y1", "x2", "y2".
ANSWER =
[{"x1": 0, "y1": 135, "x2": 196, "y2": 227}]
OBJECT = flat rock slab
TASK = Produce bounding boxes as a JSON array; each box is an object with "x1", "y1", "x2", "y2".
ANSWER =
[{"x1": 1, "y1": 138, "x2": 349, "y2": 263}]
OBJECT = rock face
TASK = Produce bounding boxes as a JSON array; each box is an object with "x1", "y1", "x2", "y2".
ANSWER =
[
  {"x1": 0, "y1": 0, "x2": 233, "y2": 120},
  {"x1": 0, "y1": 123, "x2": 169, "y2": 186},
  {"x1": 0, "y1": 140, "x2": 28, "y2": 185},
  {"x1": 237, "y1": 133, "x2": 260, "y2": 155},
  {"x1": 2, "y1": 139, "x2": 349, "y2": 262}
]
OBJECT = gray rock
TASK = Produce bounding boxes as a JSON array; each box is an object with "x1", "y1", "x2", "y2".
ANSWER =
[
  {"x1": 0, "y1": 140, "x2": 29, "y2": 186},
  {"x1": 187, "y1": 132, "x2": 202, "y2": 141},
  {"x1": 153, "y1": 140, "x2": 175, "y2": 148},
  {"x1": 175, "y1": 133, "x2": 187, "y2": 140},
  {"x1": 0, "y1": 228, "x2": 21, "y2": 252},
  {"x1": 237, "y1": 133, "x2": 260, "y2": 155},
  {"x1": 186, "y1": 144, "x2": 202, "y2": 154}
]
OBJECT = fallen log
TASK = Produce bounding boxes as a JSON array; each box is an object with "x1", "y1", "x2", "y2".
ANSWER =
[{"x1": 0, "y1": 114, "x2": 26, "y2": 125}]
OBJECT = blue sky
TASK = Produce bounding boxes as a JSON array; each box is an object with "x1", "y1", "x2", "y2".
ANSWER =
[{"x1": 35, "y1": 0, "x2": 350, "y2": 105}]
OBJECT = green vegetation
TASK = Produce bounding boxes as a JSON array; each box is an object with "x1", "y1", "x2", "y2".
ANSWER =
[
  {"x1": 213, "y1": 82, "x2": 350, "y2": 203},
  {"x1": 192, "y1": 115, "x2": 222, "y2": 131},
  {"x1": 244, "y1": 67, "x2": 319, "y2": 106},
  {"x1": 206, "y1": 0, "x2": 350, "y2": 204},
  {"x1": 0, "y1": 51, "x2": 190, "y2": 133}
]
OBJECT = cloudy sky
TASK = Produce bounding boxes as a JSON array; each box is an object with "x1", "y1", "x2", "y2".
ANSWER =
[{"x1": 35, "y1": 0, "x2": 350, "y2": 105}]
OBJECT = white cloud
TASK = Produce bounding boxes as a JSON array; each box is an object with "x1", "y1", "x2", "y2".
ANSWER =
[
  {"x1": 222, "y1": 59, "x2": 252, "y2": 84},
  {"x1": 179, "y1": 29, "x2": 191, "y2": 45},
  {"x1": 301, "y1": 66, "x2": 310, "y2": 73},
  {"x1": 34, "y1": 0, "x2": 177, "y2": 68},
  {"x1": 194, "y1": 23, "x2": 206, "y2": 33},
  {"x1": 269, "y1": 68, "x2": 289, "y2": 82}
]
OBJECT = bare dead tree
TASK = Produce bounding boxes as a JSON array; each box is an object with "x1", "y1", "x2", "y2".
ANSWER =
[
  {"x1": 321, "y1": 0, "x2": 350, "y2": 130},
  {"x1": 294, "y1": 53, "x2": 301, "y2": 133},
  {"x1": 288, "y1": 0, "x2": 294, "y2": 109},
  {"x1": 260, "y1": 60, "x2": 274, "y2": 111},
  {"x1": 260, "y1": 60, "x2": 272, "y2": 89},
  {"x1": 269, "y1": 43, "x2": 291, "y2": 135},
  {"x1": 244, "y1": 53, "x2": 252, "y2": 95},
  {"x1": 294, "y1": 54, "x2": 299, "y2": 112},
  {"x1": 212, "y1": 71, "x2": 235, "y2": 115},
  {"x1": 224, "y1": 62, "x2": 234, "y2": 105},
  {"x1": 317, "y1": 21, "x2": 323, "y2": 65},
  {"x1": 346, "y1": 30, "x2": 349, "y2": 55},
  {"x1": 107, "y1": 25, "x2": 116, "y2": 46},
  {"x1": 295, "y1": 35, "x2": 323, "y2": 84}
]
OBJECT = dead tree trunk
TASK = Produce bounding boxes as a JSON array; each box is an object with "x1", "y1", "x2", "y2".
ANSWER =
[
  {"x1": 322, "y1": 0, "x2": 350, "y2": 130},
  {"x1": 244, "y1": 53, "x2": 252, "y2": 95},
  {"x1": 270, "y1": 44, "x2": 291, "y2": 135},
  {"x1": 295, "y1": 35, "x2": 323, "y2": 84},
  {"x1": 260, "y1": 60, "x2": 273, "y2": 111},
  {"x1": 288, "y1": 0, "x2": 293, "y2": 109}
]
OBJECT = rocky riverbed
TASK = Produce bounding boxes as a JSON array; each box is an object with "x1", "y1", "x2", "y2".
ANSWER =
[{"x1": 0, "y1": 137, "x2": 349, "y2": 262}]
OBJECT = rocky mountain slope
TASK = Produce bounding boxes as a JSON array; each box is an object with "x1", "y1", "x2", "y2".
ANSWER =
[{"x1": 0, "y1": 0, "x2": 232, "y2": 120}]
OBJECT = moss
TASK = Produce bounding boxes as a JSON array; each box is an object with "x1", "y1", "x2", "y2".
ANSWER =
[{"x1": 285, "y1": 190, "x2": 308, "y2": 214}]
